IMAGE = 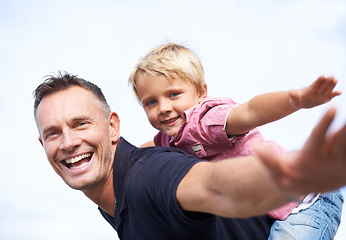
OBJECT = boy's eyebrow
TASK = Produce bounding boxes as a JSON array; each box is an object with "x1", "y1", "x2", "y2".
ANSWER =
[
  {"x1": 140, "y1": 97, "x2": 152, "y2": 105},
  {"x1": 138, "y1": 94, "x2": 152, "y2": 103}
]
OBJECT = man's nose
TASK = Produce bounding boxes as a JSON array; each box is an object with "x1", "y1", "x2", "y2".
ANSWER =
[{"x1": 59, "y1": 129, "x2": 82, "y2": 152}]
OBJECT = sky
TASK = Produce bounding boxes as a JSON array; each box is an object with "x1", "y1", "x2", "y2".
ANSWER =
[{"x1": 0, "y1": 0, "x2": 345, "y2": 239}]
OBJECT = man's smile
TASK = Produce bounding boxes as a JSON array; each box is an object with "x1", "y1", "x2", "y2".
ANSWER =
[{"x1": 63, "y1": 153, "x2": 92, "y2": 170}]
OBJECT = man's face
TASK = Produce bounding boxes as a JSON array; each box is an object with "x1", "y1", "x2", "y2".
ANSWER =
[{"x1": 36, "y1": 86, "x2": 119, "y2": 190}]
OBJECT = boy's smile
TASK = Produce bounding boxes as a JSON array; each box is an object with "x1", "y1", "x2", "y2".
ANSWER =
[{"x1": 136, "y1": 74, "x2": 206, "y2": 137}]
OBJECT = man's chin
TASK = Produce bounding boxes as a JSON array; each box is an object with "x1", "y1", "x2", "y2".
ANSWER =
[{"x1": 62, "y1": 174, "x2": 96, "y2": 191}]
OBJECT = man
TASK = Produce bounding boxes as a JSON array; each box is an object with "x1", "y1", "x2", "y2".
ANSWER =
[{"x1": 34, "y1": 72, "x2": 346, "y2": 239}]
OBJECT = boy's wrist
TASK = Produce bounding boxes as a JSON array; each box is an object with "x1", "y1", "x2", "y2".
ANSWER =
[{"x1": 289, "y1": 97, "x2": 302, "y2": 110}]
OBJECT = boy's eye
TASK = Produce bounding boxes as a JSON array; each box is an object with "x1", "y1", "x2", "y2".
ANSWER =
[
  {"x1": 146, "y1": 100, "x2": 156, "y2": 106},
  {"x1": 170, "y1": 92, "x2": 180, "y2": 98}
]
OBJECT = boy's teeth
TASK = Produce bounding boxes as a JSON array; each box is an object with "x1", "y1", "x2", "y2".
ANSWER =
[
  {"x1": 165, "y1": 117, "x2": 178, "y2": 123},
  {"x1": 65, "y1": 153, "x2": 91, "y2": 164}
]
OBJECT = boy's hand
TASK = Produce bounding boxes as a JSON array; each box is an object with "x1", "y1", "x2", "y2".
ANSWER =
[{"x1": 288, "y1": 75, "x2": 341, "y2": 109}]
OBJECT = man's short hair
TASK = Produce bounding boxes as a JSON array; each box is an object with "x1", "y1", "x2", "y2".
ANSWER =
[{"x1": 33, "y1": 71, "x2": 111, "y2": 120}]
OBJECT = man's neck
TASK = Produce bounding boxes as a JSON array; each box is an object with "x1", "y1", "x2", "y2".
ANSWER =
[{"x1": 82, "y1": 174, "x2": 116, "y2": 217}]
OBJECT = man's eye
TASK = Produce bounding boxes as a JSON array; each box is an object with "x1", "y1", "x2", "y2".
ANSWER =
[
  {"x1": 76, "y1": 122, "x2": 89, "y2": 128},
  {"x1": 45, "y1": 132, "x2": 58, "y2": 140}
]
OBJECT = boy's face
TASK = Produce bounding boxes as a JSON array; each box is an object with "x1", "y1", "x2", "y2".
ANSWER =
[{"x1": 136, "y1": 74, "x2": 206, "y2": 137}]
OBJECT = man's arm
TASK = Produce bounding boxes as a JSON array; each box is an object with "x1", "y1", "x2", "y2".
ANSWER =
[
  {"x1": 226, "y1": 75, "x2": 341, "y2": 136},
  {"x1": 177, "y1": 107, "x2": 346, "y2": 218},
  {"x1": 255, "y1": 107, "x2": 346, "y2": 195}
]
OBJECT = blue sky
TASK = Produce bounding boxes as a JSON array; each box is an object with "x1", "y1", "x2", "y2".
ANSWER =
[{"x1": 0, "y1": 0, "x2": 345, "y2": 239}]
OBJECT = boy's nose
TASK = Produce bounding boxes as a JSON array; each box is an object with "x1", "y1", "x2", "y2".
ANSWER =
[{"x1": 158, "y1": 101, "x2": 172, "y2": 114}]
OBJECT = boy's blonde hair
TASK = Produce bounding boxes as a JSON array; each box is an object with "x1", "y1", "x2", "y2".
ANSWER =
[{"x1": 129, "y1": 43, "x2": 206, "y2": 101}]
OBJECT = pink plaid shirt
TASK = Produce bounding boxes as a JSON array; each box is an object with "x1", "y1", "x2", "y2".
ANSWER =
[{"x1": 154, "y1": 97, "x2": 299, "y2": 220}]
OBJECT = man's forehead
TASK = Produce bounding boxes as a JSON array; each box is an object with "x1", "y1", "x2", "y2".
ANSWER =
[
  {"x1": 40, "y1": 86, "x2": 95, "y2": 105},
  {"x1": 36, "y1": 87, "x2": 99, "y2": 124}
]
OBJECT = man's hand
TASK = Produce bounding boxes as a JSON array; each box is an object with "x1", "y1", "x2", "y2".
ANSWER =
[{"x1": 254, "y1": 107, "x2": 346, "y2": 199}]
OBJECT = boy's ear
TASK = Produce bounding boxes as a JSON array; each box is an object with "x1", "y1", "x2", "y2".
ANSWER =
[{"x1": 198, "y1": 83, "x2": 208, "y2": 102}]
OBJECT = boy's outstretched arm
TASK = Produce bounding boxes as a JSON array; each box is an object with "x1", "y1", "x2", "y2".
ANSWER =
[
  {"x1": 226, "y1": 75, "x2": 341, "y2": 136},
  {"x1": 177, "y1": 107, "x2": 346, "y2": 218}
]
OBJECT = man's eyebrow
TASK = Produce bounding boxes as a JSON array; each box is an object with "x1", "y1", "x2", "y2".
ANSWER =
[
  {"x1": 41, "y1": 116, "x2": 92, "y2": 134},
  {"x1": 41, "y1": 125, "x2": 58, "y2": 138},
  {"x1": 71, "y1": 115, "x2": 94, "y2": 122},
  {"x1": 71, "y1": 116, "x2": 89, "y2": 121}
]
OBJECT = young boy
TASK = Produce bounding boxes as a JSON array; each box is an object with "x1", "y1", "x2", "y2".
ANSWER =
[{"x1": 128, "y1": 43, "x2": 343, "y2": 239}]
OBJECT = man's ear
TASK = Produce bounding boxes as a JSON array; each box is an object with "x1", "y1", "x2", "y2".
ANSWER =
[
  {"x1": 38, "y1": 136, "x2": 44, "y2": 147},
  {"x1": 198, "y1": 83, "x2": 208, "y2": 103},
  {"x1": 109, "y1": 112, "x2": 120, "y2": 143}
]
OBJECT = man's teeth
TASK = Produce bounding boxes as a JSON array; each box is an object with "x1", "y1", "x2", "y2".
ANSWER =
[
  {"x1": 65, "y1": 153, "x2": 91, "y2": 164},
  {"x1": 70, "y1": 162, "x2": 88, "y2": 170}
]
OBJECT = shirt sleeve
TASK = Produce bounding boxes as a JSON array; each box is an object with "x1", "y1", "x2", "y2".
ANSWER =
[
  {"x1": 175, "y1": 98, "x2": 244, "y2": 160},
  {"x1": 154, "y1": 131, "x2": 171, "y2": 147}
]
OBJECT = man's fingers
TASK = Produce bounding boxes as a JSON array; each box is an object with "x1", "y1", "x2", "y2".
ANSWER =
[
  {"x1": 303, "y1": 107, "x2": 336, "y2": 153},
  {"x1": 253, "y1": 143, "x2": 281, "y2": 174},
  {"x1": 326, "y1": 122, "x2": 346, "y2": 155}
]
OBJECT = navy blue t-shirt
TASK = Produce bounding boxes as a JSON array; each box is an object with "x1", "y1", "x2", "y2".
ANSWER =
[{"x1": 99, "y1": 137, "x2": 272, "y2": 239}]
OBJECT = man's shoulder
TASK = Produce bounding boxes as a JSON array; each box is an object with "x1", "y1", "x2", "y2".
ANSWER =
[{"x1": 118, "y1": 137, "x2": 198, "y2": 163}]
